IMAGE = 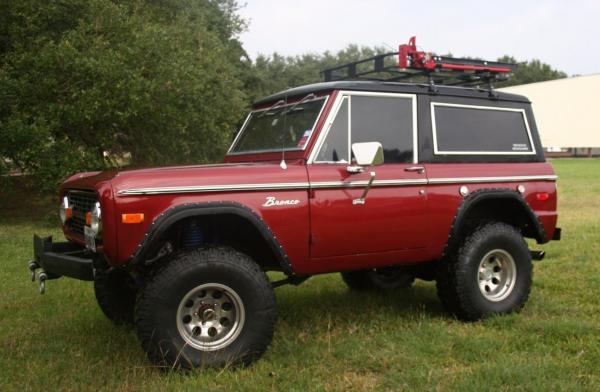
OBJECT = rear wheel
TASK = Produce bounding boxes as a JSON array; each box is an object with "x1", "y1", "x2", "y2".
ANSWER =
[
  {"x1": 94, "y1": 268, "x2": 137, "y2": 325},
  {"x1": 341, "y1": 266, "x2": 415, "y2": 291},
  {"x1": 135, "y1": 247, "x2": 277, "y2": 369},
  {"x1": 436, "y1": 222, "x2": 532, "y2": 321}
]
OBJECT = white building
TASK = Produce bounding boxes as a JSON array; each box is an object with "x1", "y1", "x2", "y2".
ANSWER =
[{"x1": 499, "y1": 74, "x2": 600, "y2": 152}]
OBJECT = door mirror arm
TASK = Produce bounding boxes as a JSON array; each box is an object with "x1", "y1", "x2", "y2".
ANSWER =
[
  {"x1": 353, "y1": 171, "x2": 376, "y2": 205},
  {"x1": 346, "y1": 142, "x2": 383, "y2": 204}
]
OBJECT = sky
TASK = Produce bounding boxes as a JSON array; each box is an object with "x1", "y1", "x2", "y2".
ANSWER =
[{"x1": 237, "y1": 0, "x2": 600, "y2": 76}]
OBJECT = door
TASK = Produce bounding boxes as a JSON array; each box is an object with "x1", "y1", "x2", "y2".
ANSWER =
[{"x1": 307, "y1": 91, "x2": 428, "y2": 258}]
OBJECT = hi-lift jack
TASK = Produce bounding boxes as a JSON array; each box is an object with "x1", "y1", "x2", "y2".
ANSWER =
[{"x1": 322, "y1": 36, "x2": 516, "y2": 96}]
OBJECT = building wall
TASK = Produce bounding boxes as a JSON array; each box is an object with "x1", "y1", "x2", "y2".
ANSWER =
[{"x1": 499, "y1": 74, "x2": 600, "y2": 148}]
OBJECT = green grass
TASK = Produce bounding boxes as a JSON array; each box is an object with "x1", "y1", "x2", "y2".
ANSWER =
[{"x1": 1, "y1": 159, "x2": 600, "y2": 391}]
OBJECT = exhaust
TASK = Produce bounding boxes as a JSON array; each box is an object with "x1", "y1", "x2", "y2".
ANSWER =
[{"x1": 530, "y1": 250, "x2": 545, "y2": 261}]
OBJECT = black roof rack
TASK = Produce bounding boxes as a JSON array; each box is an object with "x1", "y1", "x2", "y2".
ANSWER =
[{"x1": 322, "y1": 37, "x2": 517, "y2": 92}]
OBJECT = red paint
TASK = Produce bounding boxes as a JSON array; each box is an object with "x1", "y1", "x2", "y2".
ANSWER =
[
  {"x1": 398, "y1": 36, "x2": 512, "y2": 74},
  {"x1": 58, "y1": 89, "x2": 558, "y2": 277},
  {"x1": 536, "y1": 192, "x2": 550, "y2": 201}
]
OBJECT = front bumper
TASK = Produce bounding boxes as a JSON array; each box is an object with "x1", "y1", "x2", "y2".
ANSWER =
[{"x1": 30, "y1": 235, "x2": 95, "y2": 281}]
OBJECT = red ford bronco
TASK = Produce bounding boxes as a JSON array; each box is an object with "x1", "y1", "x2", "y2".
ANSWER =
[{"x1": 28, "y1": 38, "x2": 561, "y2": 369}]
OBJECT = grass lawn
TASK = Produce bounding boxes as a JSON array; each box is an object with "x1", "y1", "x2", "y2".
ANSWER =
[{"x1": 1, "y1": 159, "x2": 599, "y2": 391}]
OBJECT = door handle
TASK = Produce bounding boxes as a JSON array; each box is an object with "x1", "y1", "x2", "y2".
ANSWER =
[{"x1": 405, "y1": 166, "x2": 425, "y2": 174}]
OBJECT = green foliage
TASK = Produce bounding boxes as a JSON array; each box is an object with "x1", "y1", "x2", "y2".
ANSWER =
[
  {"x1": 1, "y1": 0, "x2": 247, "y2": 191},
  {"x1": 244, "y1": 45, "x2": 389, "y2": 102},
  {"x1": 496, "y1": 56, "x2": 568, "y2": 87}
]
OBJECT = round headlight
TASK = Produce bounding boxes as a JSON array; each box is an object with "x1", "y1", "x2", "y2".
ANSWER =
[
  {"x1": 90, "y1": 202, "x2": 102, "y2": 234},
  {"x1": 59, "y1": 196, "x2": 70, "y2": 224}
]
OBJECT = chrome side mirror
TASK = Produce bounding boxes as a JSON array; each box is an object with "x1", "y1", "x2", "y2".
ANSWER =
[
  {"x1": 347, "y1": 142, "x2": 384, "y2": 173},
  {"x1": 347, "y1": 142, "x2": 384, "y2": 205}
]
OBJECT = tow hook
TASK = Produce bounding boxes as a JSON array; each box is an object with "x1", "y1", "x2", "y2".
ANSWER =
[
  {"x1": 28, "y1": 260, "x2": 47, "y2": 294},
  {"x1": 38, "y1": 271, "x2": 48, "y2": 294},
  {"x1": 28, "y1": 260, "x2": 40, "y2": 282}
]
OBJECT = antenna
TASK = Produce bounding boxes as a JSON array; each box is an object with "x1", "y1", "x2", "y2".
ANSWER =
[
  {"x1": 280, "y1": 90, "x2": 288, "y2": 170},
  {"x1": 279, "y1": 92, "x2": 316, "y2": 170}
]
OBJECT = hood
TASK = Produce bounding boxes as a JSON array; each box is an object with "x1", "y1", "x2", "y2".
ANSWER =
[{"x1": 62, "y1": 160, "x2": 307, "y2": 195}]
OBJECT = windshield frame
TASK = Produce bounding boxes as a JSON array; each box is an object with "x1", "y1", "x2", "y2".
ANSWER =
[{"x1": 227, "y1": 95, "x2": 329, "y2": 156}]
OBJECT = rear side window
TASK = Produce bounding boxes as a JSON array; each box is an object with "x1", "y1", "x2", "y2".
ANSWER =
[{"x1": 432, "y1": 103, "x2": 535, "y2": 155}]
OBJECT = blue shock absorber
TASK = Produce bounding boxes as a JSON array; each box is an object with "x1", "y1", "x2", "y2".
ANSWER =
[{"x1": 182, "y1": 220, "x2": 204, "y2": 248}]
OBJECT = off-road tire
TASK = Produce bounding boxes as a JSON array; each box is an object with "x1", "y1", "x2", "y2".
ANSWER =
[
  {"x1": 341, "y1": 267, "x2": 415, "y2": 291},
  {"x1": 436, "y1": 222, "x2": 532, "y2": 321},
  {"x1": 94, "y1": 268, "x2": 137, "y2": 325},
  {"x1": 135, "y1": 247, "x2": 277, "y2": 369}
]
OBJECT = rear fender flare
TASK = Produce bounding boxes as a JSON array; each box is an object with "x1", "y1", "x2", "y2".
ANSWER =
[{"x1": 444, "y1": 188, "x2": 547, "y2": 257}]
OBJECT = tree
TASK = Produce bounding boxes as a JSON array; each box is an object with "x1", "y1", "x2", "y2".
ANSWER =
[
  {"x1": 243, "y1": 45, "x2": 390, "y2": 102},
  {"x1": 246, "y1": 48, "x2": 568, "y2": 98},
  {"x1": 495, "y1": 56, "x2": 567, "y2": 87},
  {"x1": 0, "y1": 0, "x2": 247, "y2": 191}
]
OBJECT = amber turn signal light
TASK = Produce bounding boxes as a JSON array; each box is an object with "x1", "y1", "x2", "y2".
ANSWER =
[
  {"x1": 85, "y1": 212, "x2": 92, "y2": 226},
  {"x1": 122, "y1": 213, "x2": 145, "y2": 224},
  {"x1": 65, "y1": 207, "x2": 73, "y2": 220}
]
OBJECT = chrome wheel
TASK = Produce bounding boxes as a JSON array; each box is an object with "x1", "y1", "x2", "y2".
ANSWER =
[
  {"x1": 478, "y1": 249, "x2": 517, "y2": 302},
  {"x1": 176, "y1": 283, "x2": 245, "y2": 351}
]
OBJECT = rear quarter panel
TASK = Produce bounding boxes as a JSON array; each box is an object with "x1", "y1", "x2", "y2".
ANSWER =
[{"x1": 423, "y1": 162, "x2": 558, "y2": 259}]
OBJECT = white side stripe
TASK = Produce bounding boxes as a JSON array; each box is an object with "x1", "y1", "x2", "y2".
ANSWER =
[
  {"x1": 428, "y1": 175, "x2": 558, "y2": 184},
  {"x1": 117, "y1": 175, "x2": 557, "y2": 196},
  {"x1": 117, "y1": 182, "x2": 311, "y2": 196}
]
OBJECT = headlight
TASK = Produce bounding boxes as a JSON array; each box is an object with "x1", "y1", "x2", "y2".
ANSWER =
[
  {"x1": 89, "y1": 202, "x2": 102, "y2": 235},
  {"x1": 59, "y1": 196, "x2": 71, "y2": 224}
]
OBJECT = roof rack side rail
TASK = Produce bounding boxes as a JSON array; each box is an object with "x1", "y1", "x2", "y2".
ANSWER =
[{"x1": 321, "y1": 36, "x2": 517, "y2": 90}]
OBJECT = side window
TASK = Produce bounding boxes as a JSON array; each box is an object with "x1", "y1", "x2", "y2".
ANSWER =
[
  {"x1": 351, "y1": 96, "x2": 414, "y2": 163},
  {"x1": 315, "y1": 97, "x2": 349, "y2": 162},
  {"x1": 432, "y1": 103, "x2": 534, "y2": 154}
]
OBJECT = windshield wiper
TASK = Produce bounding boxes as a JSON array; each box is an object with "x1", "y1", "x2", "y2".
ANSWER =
[
  {"x1": 283, "y1": 93, "x2": 316, "y2": 114},
  {"x1": 257, "y1": 99, "x2": 285, "y2": 118}
]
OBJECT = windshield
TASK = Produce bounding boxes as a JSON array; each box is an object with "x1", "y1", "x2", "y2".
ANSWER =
[{"x1": 229, "y1": 97, "x2": 327, "y2": 154}]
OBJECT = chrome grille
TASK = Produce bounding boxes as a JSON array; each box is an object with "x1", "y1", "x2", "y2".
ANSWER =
[{"x1": 66, "y1": 190, "x2": 97, "y2": 236}]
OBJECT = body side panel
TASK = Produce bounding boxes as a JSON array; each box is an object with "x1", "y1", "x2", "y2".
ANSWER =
[{"x1": 423, "y1": 162, "x2": 558, "y2": 260}]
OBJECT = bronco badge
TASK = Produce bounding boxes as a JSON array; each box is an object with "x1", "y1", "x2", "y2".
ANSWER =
[{"x1": 262, "y1": 196, "x2": 301, "y2": 207}]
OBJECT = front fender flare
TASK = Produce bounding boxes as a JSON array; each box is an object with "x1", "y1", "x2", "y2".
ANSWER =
[{"x1": 130, "y1": 201, "x2": 294, "y2": 275}]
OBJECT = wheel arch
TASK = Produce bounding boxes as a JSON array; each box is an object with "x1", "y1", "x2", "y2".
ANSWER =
[
  {"x1": 130, "y1": 201, "x2": 294, "y2": 275},
  {"x1": 445, "y1": 189, "x2": 547, "y2": 257}
]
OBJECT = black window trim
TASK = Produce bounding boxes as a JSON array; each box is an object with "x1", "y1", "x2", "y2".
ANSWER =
[
  {"x1": 430, "y1": 102, "x2": 537, "y2": 156},
  {"x1": 227, "y1": 96, "x2": 329, "y2": 155},
  {"x1": 308, "y1": 91, "x2": 418, "y2": 164}
]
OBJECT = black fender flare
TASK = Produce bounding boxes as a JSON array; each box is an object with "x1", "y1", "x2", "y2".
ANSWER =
[
  {"x1": 444, "y1": 188, "x2": 548, "y2": 257},
  {"x1": 130, "y1": 201, "x2": 294, "y2": 275}
]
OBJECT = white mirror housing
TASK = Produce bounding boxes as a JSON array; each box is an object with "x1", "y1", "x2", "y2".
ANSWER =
[{"x1": 351, "y1": 142, "x2": 384, "y2": 166}]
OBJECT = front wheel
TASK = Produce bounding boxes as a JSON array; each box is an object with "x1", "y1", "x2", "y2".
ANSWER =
[
  {"x1": 135, "y1": 247, "x2": 277, "y2": 369},
  {"x1": 436, "y1": 222, "x2": 533, "y2": 321}
]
